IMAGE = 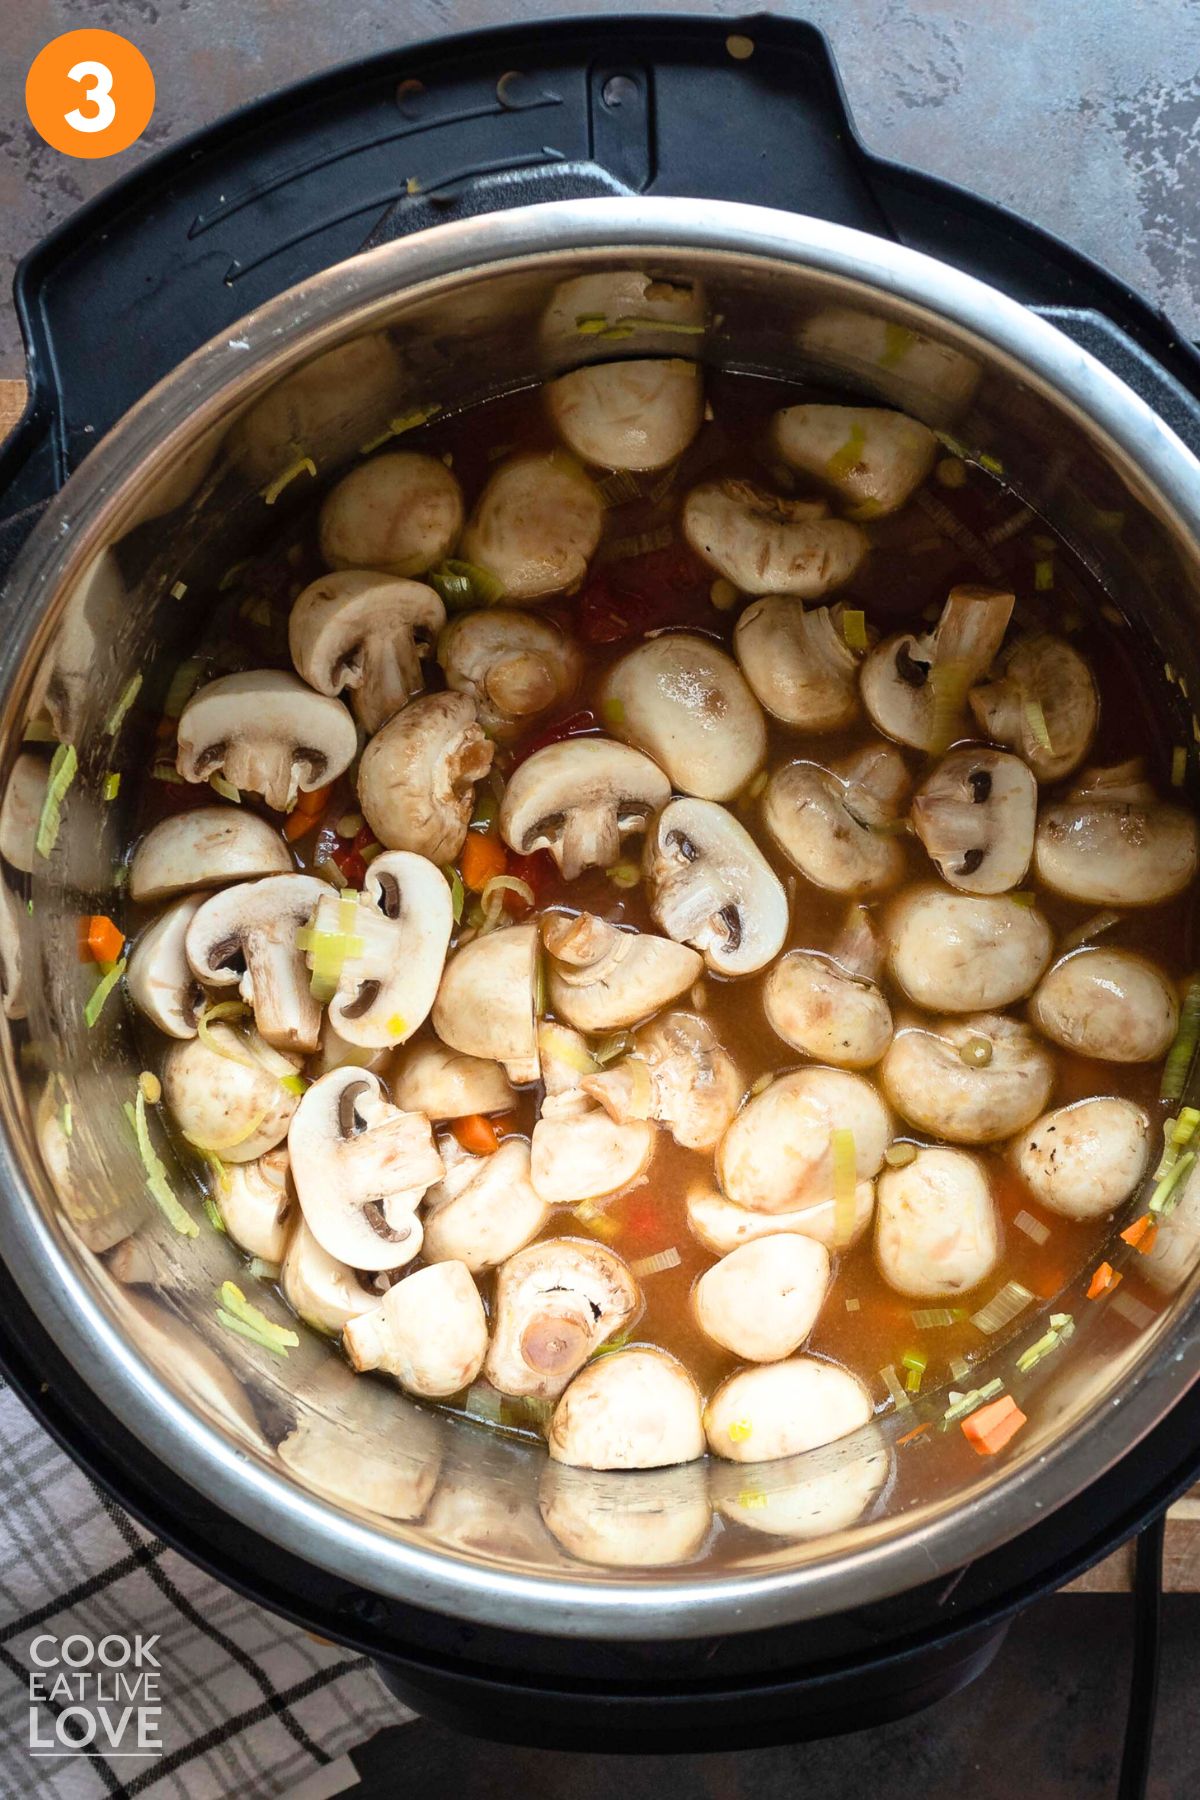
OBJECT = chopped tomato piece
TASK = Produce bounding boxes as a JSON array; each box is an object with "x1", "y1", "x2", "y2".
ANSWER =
[
  {"x1": 961, "y1": 1396, "x2": 1027, "y2": 1456},
  {"x1": 576, "y1": 543, "x2": 714, "y2": 644},
  {"x1": 82, "y1": 915, "x2": 125, "y2": 965},
  {"x1": 505, "y1": 849, "x2": 555, "y2": 911},
  {"x1": 331, "y1": 824, "x2": 377, "y2": 889},
  {"x1": 512, "y1": 709, "x2": 600, "y2": 767},
  {"x1": 461, "y1": 831, "x2": 508, "y2": 893},
  {"x1": 451, "y1": 1113, "x2": 500, "y2": 1156}
]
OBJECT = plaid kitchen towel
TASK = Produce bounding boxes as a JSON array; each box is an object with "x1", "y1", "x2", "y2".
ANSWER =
[{"x1": 0, "y1": 1380, "x2": 412, "y2": 1799}]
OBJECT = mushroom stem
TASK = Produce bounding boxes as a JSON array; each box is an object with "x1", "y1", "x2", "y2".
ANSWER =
[
  {"x1": 561, "y1": 804, "x2": 622, "y2": 882},
  {"x1": 241, "y1": 932, "x2": 322, "y2": 1053},
  {"x1": 358, "y1": 633, "x2": 424, "y2": 734},
  {"x1": 484, "y1": 650, "x2": 558, "y2": 720},
  {"x1": 832, "y1": 906, "x2": 884, "y2": 983},
  {"x1": 221, "y1": 739, "x2": 301, "y2": 812}
]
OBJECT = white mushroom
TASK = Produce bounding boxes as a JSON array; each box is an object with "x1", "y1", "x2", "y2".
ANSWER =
[
  {"x1": 763, "y1": 744, "x2": 910, "y2": 896},
  {"x1": 126, "y1": 894, "x2": 207, "y2": 1039},
  {"x1": 162, "y1": 1022, "x2": 300, "y2": 1162},
  {"x1": 687, "y1": 1181, "x2": 875, "y2": 1255},
  {"x1": 0, "y1": 880, "x2": 25, "y2": 1021},
  {"x1": 711, "y1": 1434, "x2": 889, "y2": 1539},
  {"x1": 277, "y1": 1403, "x2": 442, "y2": 1523},
  {"x1": 682, "y1": 479, "x2": 868, "y2": 597},
  {"x1": 969, "y1": 634, "x2": 1098, "y2": 782},
  {"x1": 307, "y1": 1016, "x2": 392, "y2": 1079},
  {"x1": 799, "y1": 307, "x2": 980, "y2": 420},
  {"x1": 881, "y1": 1014, "x2": 1055, "y2": 1144},
  {"x1": 357, "y1": 691, "x2": 494, "y2": 862},
  {"x1": 875, "y1": 1146, "x2": 1000, "y2": 1297},
  {"x1": 485, "y1": 1239, "x2": 640, "y2": 1399},
  {"x1": 280, "y1": 1218, "x2": 381, "y2": 1334},
  {"x1": 129, "y1": 807, "x2": 291, "y2": 904},
  {"x1": 733, "y1": 598, "x2": 869, "y2": 732},
  {"x1": 705, "y1": 1358, "x2": 872, "y2": 1463},
  {"x1": 530, "y1": 1081, "x2": 654, "y2": 1205},
  {"x1": 177, "y1": 671, "x2": 357, "y2": 812},
  {"x1": 539, "y1": 1462, "x2": 711, "y2": 1567},
  {"x1": 887, "y1": 885, "x2": 1052, "y2": 1012},
  {"x1": 581, "y1": 1010, "x2": 741, "y2": 1151},
  {"x1": 186, "y1": 873, "x2": 326, "y2": 1053},
  {"x1": 1141, "y1": 1158, "x2": 1200, "y2": 1296},
  {"x1": 861, "y1": 585, "x2": 1015, "y2": 751},
  {"x1": 547, "y1": 1350, "x2": 705, "y2": 1469},
  {"x1": 717, "y1": 1068, "x2": 890, "y2": 1214},
  {"x1": 228, "y1": 332, "x2": 405, "y2": 484},
  {"x1": 771, "y1": 404, "x2": 937, "y2": 517},
  {"x1": 539, "y1": 270, "x2": 707, "y2": 347},
  {"x1": 546, "y1": 358, "x2": 703, "y2": 470},
  {"x1": 304, "y1": 850, "x2": 452, "y2": 1048},
  {"x1": 0, "y1": 753, "x2": 47, "y2": 873},
  {"x1": 343, "y1": 1261, "x2": 489, "y2": 1398},
  {"x1": 422, "y1": 1136, "x2": 551, "y2": 1270},
  {"x1": 541, "y1": 911, "x2": 701, "y2": 1031},
  {"x1": 318, "y1": 451, "x2": 464, "y2": 575},
  {"x1": 644, "y1": 798, "x2": 788, "y2": 976},
  {"x1": 287, "y1": 1065, "x2": 443, "y2": 1270},
  {"x1": 1033, "y1": 760, "x2": 1199, "y2": 906},
  {"x1": 693, "y1": 1234, "x2": 831, "y2": 1362},
  {"x1": 460, "y1": 452, "x2": 603, "y2": 600},
  {"x1": 1030, "y1": 948, "x2": 1178, "y2": 1063},
  {"x1": 500, "y1": 738, "x2": 669, "y2": 881},
  {"x1": 597, "y1": 633, "x2": 766, "y2": 801},
  {"x1": 438, "y1": 609, "x2": 581, "y2": 735},
  {"x1": 1012, "y1": 1098, "x2": 1151, "y2": 1219},
  {"x1": 764, "y1": 907, "x2": 893, "y2": 1069},
  {"x1": 288, "y1": 570, "x2": 445, "y2": 735},
  {"x1": 911, "y1": 747, "x2": 1037, "y2": 894},
  {"x1": 217, "y1": 1147, "x2": 294, "y2": 1261},
  {"x1": 432, "y1": 921, "x2": 540, "y2": 1083},
  {"x1": 392, "y1": 1038, "x2": 514, "y2": 1119}
]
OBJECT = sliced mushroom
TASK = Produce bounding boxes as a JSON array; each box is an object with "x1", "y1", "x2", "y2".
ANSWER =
[
  {"x1": 875, "y1": 1146, "x2": 1000, "y2": 1297},
  {"x1": 597, "y1": 633, "x2": 767, "y2": 801},
  {"x1": 1033, "y1": 760, "x2": 1199, "y2": 906},
  {"x1": 287, "y1": 1065, "x2": 443, "y2": 1270},
  {"x1": 968, "y1": 634, "x2": 1098, "y2": 782},
  {"x1": 485, "y1": 1238, "x2": 640, "y2": 1399},
  {"x1": 717, "y1": 1067, "x2": 891, "y2": 1214},
  {"x1": 126, "y1": 894, "x2": 207, "y2": 1040},
  {"x1": 530, "y1": 1088, "x2": 654, "y2": 1206},
  {"x1": 392, "y1": 1038, "x2": 515, "y2": 1120},
  {"x1": 500, "y1": 738, "x2": 669, "y2": 881},
  {"x1": 682, "y1": 479, "x2": 868, "y2": 597},
  {"x1": 162, "y1": 1022, "x2": 301, "y2": 1163},
  {"x1": 309, "y1": 1015, "x2": 393, "y2": 1079},
  {"x1": 687, "y1": 1180, "x2": 875, "y2": 1255},
  {"x1": 307, "y1": 850, "x2": 452, "y2": 1048},
  {"x1": 861, "y1": 585, "x2": 1015, "y2": 751},
  {"x1": 129, "y1": 807, "x2": 292, "y2": 904},
  {"x1": 693, "y1": 1234, "x2": 831, "y2": 1363},
  {"x1": 887, "y1": 885, "x2": 1052, "y2": 1012},
  {"x1": 764, "y1": 744, "x2": 910, "y2": 896},
  {"x1": 288, "y1": 570, "x2": 446, "y2": 735},
  {"x1": 343, "y1": 1261, "x2": 489, "y2": 1398},
  {"x1": 177, "y1": 671, "x2": 357, "y2": 812},
  {"x1": 644, "y1": 798, "x2": 788, "y2": 976},
  {"x1": 1012, "y1": 1098, "x2": 1151, "y2": 1220},
  {"x1": 547, "y1": 1350, "x2": 705, "y2": 1469},
  {"x1": 711, "y1": 1433, "x2": 889, "y2": 1539},
  {"x1": 912, "y1": 747, "x2": 1036, "y2": 894},
  {"x1": 186, "y1": 873, "x2": 326, "y2": 1053},
  {"x1": 0, "y1": 752, "x2": 48, "y2": 874},
  {"x1": 432, "y1": 921, "x2": 540, "y2": 1083},
  {"x1": 217, "y1": 1147, "x2": 294, "y2": 1260},
  {"x1": 771, "y1": 404, "x2": 937, "y2": 517},
  {"x1": 765, "y1": 907, "x2": 893, "y2": 1069},
  {"x1": 705, "y1": 1358, "x2": 872, "y2": 1463},
  {"x1": 423, "y1": 1136, "x2": 551, "y2": 1270},
  {"x1": 581, "y1": 1011, "x2": 741, "y2": 1151},
  {"x1": 280, "y1": 1218, "x2": 381, "y2": 1334},
  {"x1": 460, "y1": 452, "x2": 604, "y2": 600},
  {"x1": 547, "y1": 358, "x2": 703, "y2": 470},
  {"x1": 1031, "y1": 948, "x2": 1178, "y2": 1063},
  {"x1": 0, "y1": 881, "x2": 25, "y2": 1021},
  {"x1": 318, "y1": 451, "x2": 464, "y2": 575},
  {"x1": 539, "y1": 1461, "x2": 711, "y2": 1567},
  {"x1": 357, "y1": 691, "x2": 494, "y2": 862},
  {"x1": 881, "y1": 1014, "x2": 1055, "y2": 1144},
  {"x1": 438, "y1": 609, "x2": 581, "y2": 736},
  {"x1": 541, "y1": 911, "x2": 701, "y2": 1031},
  {"x1": 734, "y1": 598, "x2": 868, "y2": 732}
]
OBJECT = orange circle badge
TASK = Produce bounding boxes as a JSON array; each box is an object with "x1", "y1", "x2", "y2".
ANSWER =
[{"x1": 26, "y1": 30, "x2": 155, "y2": 160}]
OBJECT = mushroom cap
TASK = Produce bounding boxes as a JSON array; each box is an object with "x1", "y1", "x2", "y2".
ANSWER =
[
  {"x1": 538, "y1": 1461, "x2": 712, "y2": 1567},
  {"x1": 598, "y1": 632, "x2": 767, "y2": 801},
  {"x1": 308, "y1": 1015, "x2": 393, "y2": 1079},
  {"x1": 315, "y1": 850, "x2": 453, "y2": 1048},
  {"x1": 704, "y1": 1357, "x2": 872, "y2": 1463},
  {"x1": 686, "y1": 1180, "x2": 875, "y2": 1255},
  {"x1": 438, "y1": 609, "x2": 581, "y2": 735},
  {"x1": 717, "y1": 1067, "x2": 891, "y2": 1214},
  {"x1": 186, "y1": 873, "x2": 327, "y2": 1054},
  {"x1": 644, "y1": 797, "x2": 789, "y2": 977},
  {"x1": 1030, "y1": 947, "x2": 1179, "y2": 1063},
  {"x1": 460, "y1": 452, "x2": 603, "y2": 601},
  {"x1": 771, "y1": 404, "x2": 937, "y2": 517},
  {"x1": 485, "y1": 1238, "x2": 641, "y2": 1399},
  {"x1": 911, "y1": 747, "x2": 1037, "y2": 894},
  {"x1": 693, "y1": 1234, "x2": 831, "y2": 1363},
  {"x1": 288, "y1": 570, "x2": 445, "y2": 735},
  {"x1": 227, "y1": 332, "x2": 405, "y2": 484},
  {"x1": 1033, "y1": 761, "x2": 1199, "y2": 906},
  {"x1": 881, "y1": 1013, "x2": 1055, "y2": 1144},
  {"x1": 582, "y1": 1009, "x2": 741, "y2": 1151},
  {"x1": 540, "y1": 270, "x2": 707, "y2": 346},
  {"x1": 547, "y1": 1349, "x2": 705, "y2": 1469},
  {"x1": 969, "y1": 634, "x2": 1098, "y2": 783},
  {"x1": 422, "y1": 1136, "x2": 551, "y2": 1270},
  {"x1": 886, "y1": 885, "x2": 1052, "y2": 1012},
  {"x1": 733, "y1": 598, "x2": 867, "y2": 732},
  {"x1": 764, "y1": 950, "x2": 893, "y2": 1069},
  {"x1": 129, "y1": 806, "x2": 292, "y2": 904},
  {"x1": 432, "y1": 921, "x2": 540, "y2": 1083},
  {"x1": 318, "y1": 451, "x2": 464, "y2": 576},
  {"x1": 0, "y1": 880, "x2": 25, "y2": 1021},
  {"x1": 799, "y1": 306, "x2": 980, "y2": 420},
  {"x1": 391, "y1": 1038, "x2": 514, "y2": 1119},
  {"x1": 541, "y1": 911, "x2": 701, "y2": 1032},
  {"x1": 343, "y1": 1261, "x2": 489, "y2": 1398},
  {"x1": 1012, "y1": 1098, "x2": 1151, "y2": 1220},
  {"x1": 177, "y1": 671, "x2": 357, "y2": 812},
  {"x1": 682, "y1": 478, "x2": 868, "y2": 598},
  {"x1": 280, "y1": 1217, "x2": 381, "y2": 1334},
  {"x1": 278, "y1": 1405, "x2": 443, "y2": 1524},
  {"x1": 860, "y1": 585, "x2": 1015, "y2": 751},
  {"x1": 126, "y1": 893, "x2": 207, "y2": 1040},
  {"x1": 711, "y1": 1434, "x2": 889, "y2": 1538},
  {"x1": 217, "y1": 1147, "x2": 294, "y2": 1261},
  {"x1": 546, "y1": 358, "x2": 704, "y2": 471},
  {"x1": 500, "y1": 737, "x2": 670, "y2": 882},
  {"x1": 875, "y1": 1145, "x2": 999, "y2": 1297},
  {"x1": 530, "y1": 1089, "x2": 655, "y2": 1204},
  {"x1": 763, "y1": 746, "x2": 910, "y2": 896},
  {"x1": 162, "y1": 1023, "x2": 301, "y2": 1163},
  {"x1": 357, "y1": 691, "x2": 494, "y2": 863},
  {"x1": 0, "y1": 752, "x2": 48, "y2": 874}
]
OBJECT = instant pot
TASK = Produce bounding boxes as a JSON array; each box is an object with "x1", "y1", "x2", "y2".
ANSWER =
[{"x1": 1, "y1": 14, "x2": 1199, "y2": 1757}]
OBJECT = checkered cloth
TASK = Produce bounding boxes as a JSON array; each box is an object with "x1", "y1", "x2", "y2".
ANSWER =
[{"x1": 0, "y1": 1380, "x2": 411, "y2": 1797}]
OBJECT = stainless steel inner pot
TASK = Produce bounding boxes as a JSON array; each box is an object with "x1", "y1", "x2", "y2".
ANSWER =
[{"x1": 2, "y1": 197, "x2": 1200, "y2": 1641}]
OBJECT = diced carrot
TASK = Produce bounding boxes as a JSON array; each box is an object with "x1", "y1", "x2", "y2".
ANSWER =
[
  {"x1": 451, "y1": 1113, "x2": 500, "y2": 1156},
  {"x1": 1121, "y1": 1215, "x2": 1152, "y2": 1248},
  {"x1": 283, "y1": 783, "x2": 332, "y2": 840},
  {"x1": 961, "y1": 1396, "x2": 1027, "y2": 1456},
  {"x1": 1139, "y1": 1224, "x2": 1159, "y2": 1255},
  {"x1": 83, "y1": 915, "x2": 125, "y2": 964},
  {"x1": 896, "y1": 1423, "x2": 932, "y2": 1447},
  {"x1": 461, "y1": 831, "x2": 507, "y2": 893},
  {"x1": 1087, "y1": 1260, "x2": 1122, "y2": 1301}
]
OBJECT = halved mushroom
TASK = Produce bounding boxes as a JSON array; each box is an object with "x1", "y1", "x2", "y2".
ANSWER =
[
  {"x1": 644, "y1": 798, "x2": 788, "y2": 976},
  {"x1": 764, "y1": 906, "x2": 893, "y2": 1069},
  {"x1": 126, "y1": 894, "x2": 207, "y2": 1040},
  {"x1": 881, "y1": 1013, "x2": 1055, "y2": 1145},
  {"x1": 1033, "y1": 760, "x2": 1199, "y2": 906},
  {"x1": 581, "y1": 1011, "x2": 741, "y2": 1151},
  {"x1": 547, "y1": 1349, "x2": 705, "y2": 1469},
  {"x1": 280, "y1": 1218, "x2": 381, "y2": 1334},
  {"x1": 711, "y1": 1433, "x2": 889, "y2": 1539},
  {"x1": 1031, "y1": 948, "x2": 1178, "y2": 1063},
  {"x1": 305, "y1": 850, "x2": 452, "y2": 1049},
  {"x1": 308, "y1": 1016, "x2": 392, "y2": 1079},
  {"x1": 500, "y1": 738, "x2": 669, "y2": 881},
  {"x1": 771, "y1": 404, "x2": 937, "y2": 518},
  {"x1": 423, "y1": 1136, "x2": 551, "y2": 1270},
  {"x1": 0, "y1": 753, "x2": 47, "y2": 873},
  {"x1": 911, "y1": 747, "x2": 1036, "y2": 894},
  {"x1": 693, "y1": 1234, "x2": 831, "y2": 1363},
  {"x1": 460, "y1": 452, "x2": 603, "y2": 601},
  {"x1": 682, "y1": 479, "x2": 868, "y2": 597},
  {"x1": 597, "y1": 633, "x2": 767, "y2": 801},
  {"x1": 177, "y1": 671, "x2": 357, "y2": 812},
  {"x1": 392, "y1": 1038, "x2": 515, "y2": 1120},
  {"x1": 861, "y1": 586, "x2": 1015, "y2": 751},
  {"x1": 318, "y1": 451, "x2": 464, "y2": 575},
  {"x1": 541, "y1": 911, "x2": 701, "y2": 1031},
  {"x1": 705, "y1": 1357, "x2": 872, "y2": 1463},
  {"x1": 687, "y1": 1180, "x2": 875, "y2": 1255},
  {"x1": 763, "y1": 745, "x2": 910, "y2": 896},
  {"x1": 968, "y1": 634, "x2": 1098, "y2": 783},
  {"x1": 886, "y1": 885, "x2": 1052, "y2": 1012},
  {"x1": 0, "y1": 880, "x2": 25, "y2": 1021},
  {"x1": 875, "y1": 1146, "x2": 1000, "y2": 1297},
  {"x1": 438, "y1": 609, "x2": 582, "y2": 736},
  {"x1": 186, "y1": 873, "x2": 326, "y2": 1053},
  {"x1": 288, "y1": 570, "x2": 446, "y2": 735},
  {"x1": 129, "y1": 807, "x2": 291, "y2": 904},
  {"x1": 1011, "y1": 1098, "x2": 1151, "y2": 1220},
  {"x1": 217, "y1": 1147, "x2": 294, "y2": 1260},
  {"x1": 485, "y1": 1238, "x2": 640, "y2": 1399},
  {"x1": 539, "y1": 1461, "x2": 712, "y2": 1567},
  {"x1": 162, "y1": 1022, "x2": 301, "y2": 1163},
  {"x1": 432, "y1": 921, "x2": 540, "y2": 1083},
  {"x1": 344, "y1": 1261, "x2": 489, "y2": 1398},
  {"x1": 530, "y1": 1082, "x2": 654, "y2": 1205},
  {"x1": 287, "y1": 1065, "x2": 443, "y2": 1270},
  {"x1": 733, "y1": 598, "x2": 869, "y2": 732},
  {"x1": 357, "y1": 692, "x2": 494, "y2": 862},
  {"x1": 717, "y1": 1067, "x2": 891, "y2": 1214},
  {"x1": 547, "y1": 358, "x2": 704, "y2": 471}
]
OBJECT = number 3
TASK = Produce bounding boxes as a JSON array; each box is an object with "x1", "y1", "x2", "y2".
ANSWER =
[{"x1": 65, "y1": 59, "x2": 116, "y2": 134}]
